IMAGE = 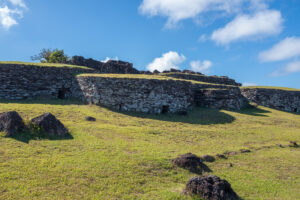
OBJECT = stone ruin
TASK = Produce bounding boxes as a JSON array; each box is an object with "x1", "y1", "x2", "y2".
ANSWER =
[{"x1": 0, "y1": 58, "x2": 299, "y2": 114}]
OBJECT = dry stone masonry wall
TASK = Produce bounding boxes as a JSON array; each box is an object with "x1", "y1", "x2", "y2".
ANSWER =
[
  {"x1": 163, "y1": 73, "x2": 242, "y2": 86},
  {"x1": 241, "y1": 88, "x2": 300, "y2": 113},
  {"x1": 77, "y1": 76, "x2": 194, "y2": 114},
  {"x1": 0, "y1": 64, "x2": 93, "y2": 100}
]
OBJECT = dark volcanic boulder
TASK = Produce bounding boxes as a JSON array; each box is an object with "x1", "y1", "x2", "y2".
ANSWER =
[
  {"x1": 85, "y1": 116, "x2": 96, "y2": 122},
  {"x1": 202, "y1": 155, "x2": 215, "y2": 162},
  {"x1": 31, "y1": 113, "x2": 68, "y2": 137},
  {"x1": 184, "y1": 175, "x2": 239, "y2": 200},
  {"x1": 173, "y1": 153, "x2": 203, "y2": 173},
  {"x1": 0, "y1": 111, "x2": 24, "y2": 137}
]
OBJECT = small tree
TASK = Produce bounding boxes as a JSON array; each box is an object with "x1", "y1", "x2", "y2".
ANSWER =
[
  {"x1": 31, "y1": 48, "x2": 69, "y2": 63},
  {"x1": 48, "y1": 50, "x2": 69, "y2": 63}
]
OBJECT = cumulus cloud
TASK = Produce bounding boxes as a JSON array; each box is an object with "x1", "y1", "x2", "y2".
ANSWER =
[
  {"x1": 190, "y1": 60, "x2": 212, "y2": 73},
  {"x1": 146, "y1": 51, "x2": 186, "y2": 72},
  {"x1": 211, "y1": 10, "x2": 283, "y2": 45},
  {"x1": 271, "y1": 61, "x2": 300, "y2": 76},
  {"x1": 259, "y1": 37, "x2": 300, "y2": 62},
  {"x1": 243, "y1": 82, "x2": 258, "y2": 86},
  {"x1": 139, "y1": 0, "x2": 270, "y2": 29},
  {"x1": 101, "y1": 56, "x2": 119, "y2": 63},
  {"x1": 0, "y1": 0, "x2": 27, "y2": 30}
]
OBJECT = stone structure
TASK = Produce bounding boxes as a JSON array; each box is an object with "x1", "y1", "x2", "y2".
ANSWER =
[
  {"x1": 163, "y1": 73, "x2": 242, "y2": 86},
  {"x1": 77, "y1": 76, "x2": 194, "y2": 114},
  {"x1": 241, "y1": 88, "x2": 300, "y2": 113},
  {"x1": 67, "y1": 56, "x2": 140, "y2": 74},
  {"x1": 2, "y1": 62, "x2": 298, "y2": 114},
  {"x1": 194, "y1": 88, "x2": 246, "y2": 110},
  {"x1": 0, "y1": 64, "x2": 93, "y2": 100}
]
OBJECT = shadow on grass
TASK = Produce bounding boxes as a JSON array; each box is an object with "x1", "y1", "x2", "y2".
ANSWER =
[
  {"x1": 234, "y1": 105, "x2": 271, "y2": 117},
  {"x1": 8, "y1": 129, "x2": 73, "y2": 144},
  {"x1": 0, "y1": 99, "x2": 85, "y2": 106},
  {"x1": 113, "y1": 107, "x2": 236, "y2": 125}
]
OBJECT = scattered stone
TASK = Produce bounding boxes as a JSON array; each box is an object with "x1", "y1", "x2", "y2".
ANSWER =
[
  {"x1": 224, "y1": 151, "x2": 238, "y2": 156},
  {"x1": 0, "y1": 111, "x2": 24, "y2": 137},
  {"x1": 31, "y1": 113, "x2": 69, "y2": 137},
  {"x1": 240, "y1": 149, "x2": 251, "y2": 153},
  {"x1": 216, "y1": 154, "x2": 227, "y2": 159},
  {"x1": 184, "y1": 175, "x2": 239, "y2": 200},
  {"x1": 202, "y1": 155, "x2": 215, "y2": 162},
  {"x1": 228, "y1": 163, "x2": 233, "y2": 168},
  {"x1": 288, "y1": 141, "x2": 299, "y2": 148},
  {"x1": 85, "y1": 116, "x2": 96, "y2": 122},
  {"x1": 172, "y1": 153, "x2": 203, "y2": 173},
  {"x1": 276, "y1": 144, "x2": 284, "y2": 148}
]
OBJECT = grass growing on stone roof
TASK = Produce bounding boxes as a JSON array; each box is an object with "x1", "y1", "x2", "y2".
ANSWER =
[
  {"x1": 161, "y1": 72, "x2": 230, "y2": 79},
  {"x1": 77, "y1": 73, "x2": 237, "y2": 87},
  {"x1": 0, "y1": 100, "x2": 299, "y2": 199},
  {"x1": 241, "y1": 86, "x2": 300, "y2": 91},
  {"x1": 0, "y1": 61, "x2": 93, "y2": 70}
]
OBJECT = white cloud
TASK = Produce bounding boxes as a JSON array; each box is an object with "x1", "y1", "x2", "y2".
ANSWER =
[
  {"x1": 139, "y1": 0, "x2": 270, "y2": 29},
  {"x1": 101, "y1": 56, "x2": 119, "y2": 63},
  {"x1": 0, "y1": 0, "x2": 27, "y2": 30},
  {"x1": 190, "y1": 60, "x2": 212, "y2": 73},
  {"x1": 243, "y1": 82, "x2": 258, "y2": 86},
  {"x1": 198, "y1": 34, "x2": 207, "y2": 42},
  {"x1": 259, "y1": 37, "x2": 300, "y2": 62},
  {"x1": 271, "y1": 61, "x2": 300, "y2": 76},
  {"x1": 147, "y1": 51, "x2": 186, "y2": 72},
  {"x1": 9, "y1": 0, "x2": 27, "y2": 9},
  {"x1": 211, "y1": 10, "x2": 283, "y2": 45}
]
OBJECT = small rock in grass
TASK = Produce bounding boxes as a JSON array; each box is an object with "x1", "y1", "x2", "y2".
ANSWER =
[
  {"x1": 216, "y1": 154, "x2": 227, "y2": 159},
  {"x1": 31, "y1": 113, "x2": 69, "y2": 137},
  {"x1": 0, "y1": 111, "x2": 24, "y2": 137},
  {"x1": 228, "y1": 163, "x2": 233, "y2": 168},
  {"x1": 240, "y1": 149, "x2": 251, "y2": 153},
  {"x1": 288, "y1": 141, "x2": 299, "y2": 148},
  {"x1": 202, "y1": 155, "x2": 215, "y2": 162},
  {"x1": 172, "y1": 153, "x2": 203, "y2": 173},
  {"x1": 85, "y1": 116, "x2": 96, "y2": 122},
  {"x1": 276, "y1": 144, "x2": 284, "y2": 148},
  {"x1": 184, "y1": 175, "x2": 239, "y2": 200}
]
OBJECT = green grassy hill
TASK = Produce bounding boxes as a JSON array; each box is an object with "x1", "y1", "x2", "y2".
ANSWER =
[{"x1": 0, "y1": 100, "x2": 299, "y2": 199}]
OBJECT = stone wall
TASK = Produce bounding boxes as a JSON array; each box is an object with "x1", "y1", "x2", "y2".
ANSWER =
[
  {"x1": 76, "y1": 76, "x2": 194, "y2": 114},
  {"x1": 241, "y1": 88, "x2": 300, "y2": 113},
  {"x1": 194, "y1": 88, "x2": 246, "y2": 110},
  {"x1": 163, "y1": 73, "x2": 241, "y2": 86},
  {"x1": 0, "y1": 64, "x2": 93, "y2": 100},
  {"x1": 67, "y1": 56, "x2": 140, "y2": 74}
]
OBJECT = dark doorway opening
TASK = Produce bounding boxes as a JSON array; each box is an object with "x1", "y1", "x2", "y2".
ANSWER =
[
  {"x1": 58, "y1": 90, "x2": 65, "y2": 99},
  {"x1": 161, "y1": 105, "x2": 170, "y2": 114},
  {"x1": 294, "y1": 108, "x2": 298, "y2": 113}
]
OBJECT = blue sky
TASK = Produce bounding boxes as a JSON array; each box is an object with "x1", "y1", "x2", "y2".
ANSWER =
[{"x1": 0, "y1": 0, "x2": 300, "y2": 88}]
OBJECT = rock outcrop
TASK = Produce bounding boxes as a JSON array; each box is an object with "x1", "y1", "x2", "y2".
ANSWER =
[
  {"x1": 241, "y1": 88, "x2": 300, "y2": 113},
  {"x1": 0, "y1": 111, "x2": 24, "y2": 137},
  {"x1": 184, "y1": 175, "x2": 239, "y2": 200},
  {"x1": 31, "y1": 113, "x2": 69, "y2": 137}
]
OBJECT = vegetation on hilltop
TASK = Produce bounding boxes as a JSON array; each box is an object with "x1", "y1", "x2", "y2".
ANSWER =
[
  {"x1": 0, "y1": 61, "x2": 92, "y2": 70},
  {"x1": 241, "y1": 86, "x2": 300, "y2": 91},
  {"x1": 31, "y1": 48, "x2": 69, "y2": 64},
  {"x1": 0, "y1": 100, "x2": 299, "y2": 199}
]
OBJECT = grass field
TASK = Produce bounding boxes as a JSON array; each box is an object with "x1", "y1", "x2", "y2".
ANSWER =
[
  {"x1": 0, "y1": 100, "x2": 299, "y2": 200},
  {"x1": 0, "y1": 61, "x2": 92, "y2": 70}
]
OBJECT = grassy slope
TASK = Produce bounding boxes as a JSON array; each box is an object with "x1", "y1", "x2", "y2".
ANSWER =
[
  {"x1": 241, "y1": 86, "x2": 300, "y2": 91},
  {"x1": 77, "y1": 74, "x2": 236, "y2": 87},
  {"x1": 0, "y1": 100, "x2": 299, "y2": 199},
  {"x1": 0, "y1": 61, "x2": 92, "y2": 70}
]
